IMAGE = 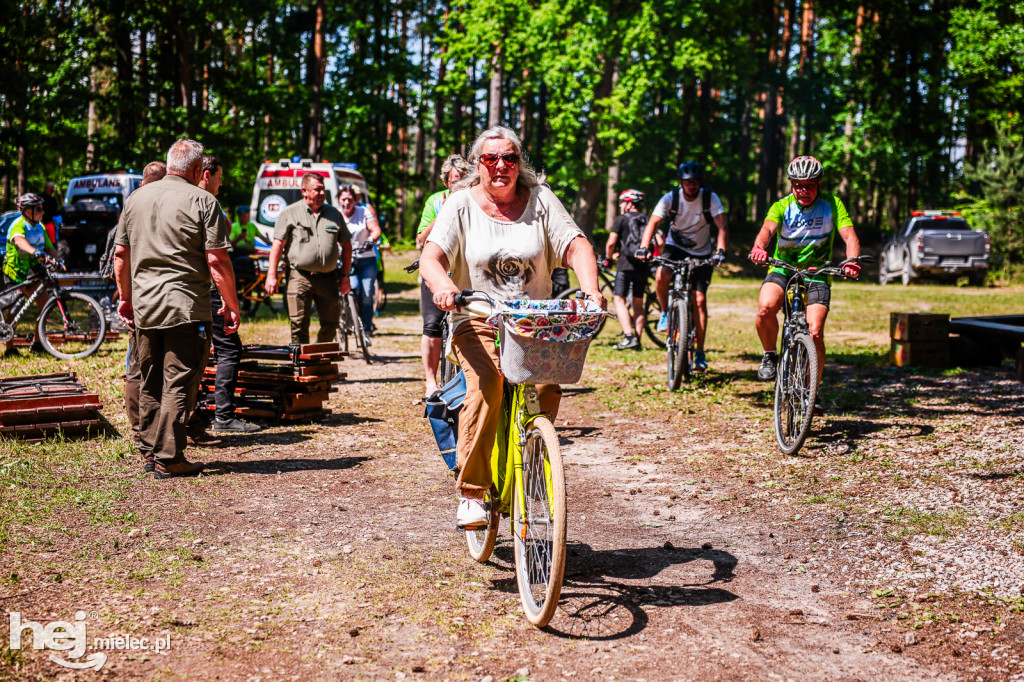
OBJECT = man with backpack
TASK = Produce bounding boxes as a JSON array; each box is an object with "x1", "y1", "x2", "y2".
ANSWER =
[
  {"x1": 606, "y1": 189, "x2": 650, "y2": 350},
  {"x1": 636, "y1": 161, "x2": 728, "y2": 372}
]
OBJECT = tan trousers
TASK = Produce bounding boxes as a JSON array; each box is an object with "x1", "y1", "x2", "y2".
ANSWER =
[
  {"x1": 286, "y1": 268, "x2": 341, "y2": 344},
  {"x1": 451, "y1": 319, "x2": 561, "y2": 493}
]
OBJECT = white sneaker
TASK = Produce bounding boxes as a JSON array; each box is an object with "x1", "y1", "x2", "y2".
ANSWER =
[{"x1": 456, "y1": 497, "x2": 488, "y2": 528}]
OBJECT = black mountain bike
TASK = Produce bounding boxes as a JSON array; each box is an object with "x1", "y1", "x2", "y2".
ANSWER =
[
  {"x1": 757, "y1": 256, "x2": 873, "y2": 455},
  {"x1": 0, "y1": 259, "x2": 107, "y2": 359},
  {"x1": 651, "y1": 256, "x2": 714, "y2": 390}
]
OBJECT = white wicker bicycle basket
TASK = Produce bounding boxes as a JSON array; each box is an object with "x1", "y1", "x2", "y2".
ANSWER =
[{"x1": 494, "y1": 299, "x2": 606, "y2": 385}]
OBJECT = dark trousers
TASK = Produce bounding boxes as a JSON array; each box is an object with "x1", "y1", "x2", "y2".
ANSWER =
[
  {"x1": 137, "y1": 324, "x2": 210, "y2": 463},
  {"x1": 286, "y1": 268, "x2": 341, "y2": 344},
  {"x1": 125, "y1": 328, "x2": 142, "y2": 443},
  {"x1": 210, "y1": 289, "x2": 243, "y2": 421}
]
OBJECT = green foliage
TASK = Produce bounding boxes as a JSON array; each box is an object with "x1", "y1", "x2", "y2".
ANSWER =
[
  {"x1": 1, "y1": 0, "x2": 1022, "y2": 257},
  {"x1": 961, "y1": 119, "x2": 1024, "y2": 265}
]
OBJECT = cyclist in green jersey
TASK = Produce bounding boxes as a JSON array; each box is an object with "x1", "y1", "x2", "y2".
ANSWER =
[{"x1": 749, "y1": 156, "x2": 862, "y2": 402}]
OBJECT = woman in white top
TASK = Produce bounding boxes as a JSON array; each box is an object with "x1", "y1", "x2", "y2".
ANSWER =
[
  {"x1": 339, "y1": 186, "x2": 381, "y2": 342},
  {"x1": 420, "y1": 125, "x2": 605, "y2": 528}
]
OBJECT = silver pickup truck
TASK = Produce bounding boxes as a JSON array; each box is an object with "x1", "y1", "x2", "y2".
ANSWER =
[{"x1": 878, "y1": 211, "x2": 989, "y2": 286}]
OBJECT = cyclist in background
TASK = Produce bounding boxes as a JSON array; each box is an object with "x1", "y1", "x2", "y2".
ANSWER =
[
  {"x1": 2, "y1": 193, "x2": 59, "y2": 355},
  {"x1": 637, "y1": 161, "x2": 727, "y2": 372},
  {"x1": 416, "y1": 154, "x2": 471, "y2": 398},
  {"x1": 749, "y1": 155, "x2": 862, "y2": 411},
  {"x1": 339, "y1": 185, "x2": 381, "y2": 345},
  {"x1": 606, "y1": 189, "x2": 649, "y2": 350}
]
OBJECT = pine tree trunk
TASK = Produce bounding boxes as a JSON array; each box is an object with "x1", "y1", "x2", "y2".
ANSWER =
[
  {"x1": 488, "y1": 45, "x2": 503, "y2": 128},
  {"x1": 571, "y1": 55, "x2": 617, "y2": 236},
  {"x1": 85, "y1": 68, "x2": 99, "y2": 173},
  {"x1": 307, "y1": 0, "x2": 327, "y2": 160}
]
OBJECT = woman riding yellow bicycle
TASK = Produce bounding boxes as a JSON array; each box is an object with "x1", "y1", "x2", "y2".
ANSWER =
[{"x1": 419, "y1": 125, "x2": 605, "y2": 529}]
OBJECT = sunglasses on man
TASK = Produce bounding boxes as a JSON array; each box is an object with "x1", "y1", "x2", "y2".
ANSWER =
[{"x1": 478, "y1": 152, "x2": 520, "y2": 168}]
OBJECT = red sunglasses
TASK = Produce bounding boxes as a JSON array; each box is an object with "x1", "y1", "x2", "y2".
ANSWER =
[{"x1": 478, "y1": 152, "x2": 520, "y2": 168}]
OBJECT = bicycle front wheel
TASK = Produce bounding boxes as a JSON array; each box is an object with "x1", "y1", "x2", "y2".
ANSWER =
[
  {"x1": 774, "y1": 332, "x2": 819, "y2": 455},
  {"x1": 466, "y1": 490, "x2": 500, "y2": 562},
  {"x1": 513, "y1": 416, "x2": 566, "y2": 627},
  {"x1": 667, "y1": 299, "x2": 687, "y2": 390},
  {"x1": 347, "y1": 294, "x2": 372, "y2": 364},
  {"x1": 36, "y1": 292, "x2": 107, "y2": 360}
]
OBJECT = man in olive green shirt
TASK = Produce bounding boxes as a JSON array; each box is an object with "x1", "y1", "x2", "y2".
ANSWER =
[
  {"x1": 114, "y1": 138, "x2": 240, "y2": 479},
  {"x1": 265, "y1": 172, "x2": 352, "y2": 344}
]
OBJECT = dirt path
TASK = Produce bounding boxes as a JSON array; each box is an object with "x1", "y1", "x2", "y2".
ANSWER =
[{"x1": 2, "y1": 288, "x2": 1021, "y2": 681}]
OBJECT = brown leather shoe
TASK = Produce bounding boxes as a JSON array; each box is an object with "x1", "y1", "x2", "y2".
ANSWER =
[
  {"x1": 186, "y1": 429, "x2": 223, "y2": 447},
  {"x1": 153, "y1": 459, "x2": 206, "y2": 479}
]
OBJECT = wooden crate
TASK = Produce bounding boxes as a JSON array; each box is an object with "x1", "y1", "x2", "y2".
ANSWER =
[
  {"x1": 890, "y1": 313, "x2": 950, "y2": 342},
  {"x1": 890, "y1": 339, "x2": 950, "y2": 368}
]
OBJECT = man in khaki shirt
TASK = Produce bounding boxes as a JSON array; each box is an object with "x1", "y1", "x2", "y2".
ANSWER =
[
  {"x1": 114, "y1": 138, "x2": 240, "y2": 479},
  {"x1": 265, "y1": 173, "x2": 352, "y2": 344}
]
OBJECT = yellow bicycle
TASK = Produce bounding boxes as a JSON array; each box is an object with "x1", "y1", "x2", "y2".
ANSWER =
[{"x1": 454, "y1": 291, "x2": 604, "y2": 627}]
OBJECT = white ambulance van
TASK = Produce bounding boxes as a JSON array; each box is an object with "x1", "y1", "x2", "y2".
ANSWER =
[
  {"x1": 62, "y1": 172, "x2": 143, "y2": 271},
  {"x1": 249, "y1": 158, "x2": 368, "y2": 244}
]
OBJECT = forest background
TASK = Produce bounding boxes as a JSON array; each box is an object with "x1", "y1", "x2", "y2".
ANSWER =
[{"x1": 2, "y1": 0, "x2": 1022, "y2": 263}]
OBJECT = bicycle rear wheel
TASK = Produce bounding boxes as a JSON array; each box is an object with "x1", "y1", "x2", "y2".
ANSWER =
[
  {"x1": 466, "y1": 490, "x2": 500, "y2": 562},
  {"x1": 774, "y1": 332, "x2": 818, "y2": 455},
  {"x1": 36, "y1": 292, "x2": 107, "y2": 360},
  {"x1": 643, "y1": 291, "x2": 667, "y2": 348},
  {"x1": 513, "y1": 416, "x2": 566, "y2": 628},
  {"x1": 347, "y1": 294, "x2": 372, "y2": 364}
]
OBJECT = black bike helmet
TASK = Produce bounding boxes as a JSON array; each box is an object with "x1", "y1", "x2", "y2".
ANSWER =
[
  {"x1": 786, "y1": 155, "x2": 823, "y2": 181},
  {"x1": 17, "y1": 193, "x2": 44, "y2": 212},
  {"x1": 677, "y1": 161, "x2": 704, "y2": 181}
]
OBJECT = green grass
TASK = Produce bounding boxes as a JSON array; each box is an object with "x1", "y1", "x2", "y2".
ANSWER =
[{"x1": 882, "y1": 507, "x2": 970, "y2": 541}]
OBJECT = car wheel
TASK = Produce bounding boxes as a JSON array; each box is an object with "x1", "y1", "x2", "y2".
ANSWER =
[
  {"x1": 900, "y1": 253, "x2": 915, "y2": 286},
  {"x1": 878, "y1": 254, "x2": 889, "y2": 285}
]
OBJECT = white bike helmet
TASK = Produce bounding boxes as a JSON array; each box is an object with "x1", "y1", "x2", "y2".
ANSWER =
[{"x1": 787, "y1": 156, "x2": 823, "y2": 181}]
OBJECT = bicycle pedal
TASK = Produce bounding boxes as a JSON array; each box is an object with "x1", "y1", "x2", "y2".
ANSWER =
[{"x1": 456, "y1": 522, "x2": 488, "y2": 531}]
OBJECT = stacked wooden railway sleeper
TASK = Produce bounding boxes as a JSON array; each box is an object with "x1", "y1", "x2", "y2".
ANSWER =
[
  {"x1": 0, "y1": 373, "x2": 106, "y2": 441},
  {"x1": 198, "y1": 343, "x2": 346, "y2": 423}
]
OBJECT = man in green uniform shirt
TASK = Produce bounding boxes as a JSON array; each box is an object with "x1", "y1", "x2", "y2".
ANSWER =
[
  {"x1": 114, "y1": 138, "x2": 241, "y2": 479},
  {"x1": 265, "y1": 173, "x2": 352, "y2": 344}
]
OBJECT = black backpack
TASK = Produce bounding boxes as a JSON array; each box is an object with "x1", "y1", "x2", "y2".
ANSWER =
[
  {"x1": 98, "y1": 225, "x2": 118, "y2": 279},
  {"x1": 666, "y1": 186, "x2": 715, "y2": 227},
  {"x1": 618, "y1": 212, "x2": 648, "y2": 262}
]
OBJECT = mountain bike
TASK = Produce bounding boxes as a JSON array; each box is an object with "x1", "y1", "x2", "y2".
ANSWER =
[
  {"x1": 649, "y1": 255, "x2": 714, "y2": 390},
  {"x1": 756, "y1": 256, "x2": 873, "y2": 455},
  {"x1": 455, "y1": 290, "x2": 605, "y2": 627},
  {"x1": 0, "y1": 259, "x2": 107, "y2": 359}
]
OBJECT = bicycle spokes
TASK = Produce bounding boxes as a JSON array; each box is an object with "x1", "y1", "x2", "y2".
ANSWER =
[{"x1": 521, "y1": 430, "x2": 554, "y2": 605}]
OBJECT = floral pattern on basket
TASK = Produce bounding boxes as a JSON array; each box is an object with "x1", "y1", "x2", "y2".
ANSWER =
[{"x1": 488, "y1": 299, "x2": 605, "y2": 342}]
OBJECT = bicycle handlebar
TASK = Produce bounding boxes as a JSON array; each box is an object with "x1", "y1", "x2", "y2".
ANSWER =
[
  {"x1": 652, "y1": 255, "x2": 716, "y2": 269},
  {"x1": 755, "y1": 255, "x2": 875, "y2": 280}
]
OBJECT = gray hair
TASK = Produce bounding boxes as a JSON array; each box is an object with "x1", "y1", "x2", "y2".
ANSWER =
[
  {"x1": 166, "y1": 138, "x2": 204, "y2": 175},
  {"x1": 454, "y1": 126, "x2": 539, "y2": 191},
  {"x1": 440, "y1": 154, "x2": 472, "y2": 183}
]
